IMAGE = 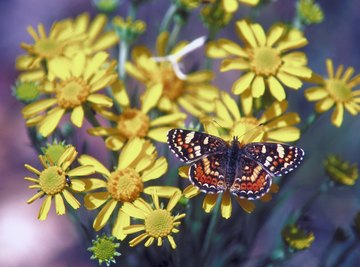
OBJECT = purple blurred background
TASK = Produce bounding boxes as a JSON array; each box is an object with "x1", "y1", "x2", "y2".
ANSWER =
[{"x1": 1, "y1": 0, "x2": 360, "y2": 266}]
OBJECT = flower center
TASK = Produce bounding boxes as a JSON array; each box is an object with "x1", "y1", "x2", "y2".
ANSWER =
[
  {"x1": 117, "y1": 109, "x2": 150, "y2": 139},
  {"x1": 34, "y1": 39, "x2": 64, "y2": 59},
  {"x1": 39, "y1": 166, "x2": 67, "y2": 195},
  {"x1": 159, "y1": 62, "x2": 185, "y2": 100},
  {"x1": 56, "y1": 78, "x2": 90, "y2": 109},
  {"x1": 249, "y1": 46, "x2": 282, "y2": 76},
  {"x1": 232, "y1": 117, "x2": 265, "y2": 143},
  {"x1": 326, "y1": 79, "x2": 352, "y2": 102},
  {"x1": 107, "y1": 168, "x2": 144, "y2": 202},
  {"x1": 145, "y1": 209, "x2": 174, "y2": 238}
]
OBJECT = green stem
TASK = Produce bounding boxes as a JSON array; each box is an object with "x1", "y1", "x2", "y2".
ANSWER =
[
  {"x1": 301, "y1": 111, "x2": 320, "y2": 133},
  {"x1": 200, "y1": 196, "x2": 221, "y2": 258},
  {"x1": 168, "y1": 21, "x2": 182, "y2": 51},
  {"x1": 118, "y1": 40, "x2": 129, "y2": 80},
  {"x1": 204, "y1": 27, "x2": 218, "y2": 70},
  {"x1": 160, "y1": 3, "x2": 178, "y2": 32}
]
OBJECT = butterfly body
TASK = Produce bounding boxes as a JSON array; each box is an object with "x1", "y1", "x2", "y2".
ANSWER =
[{"x1": 167, "y1": 129, "x2": 304, "y2": 200}]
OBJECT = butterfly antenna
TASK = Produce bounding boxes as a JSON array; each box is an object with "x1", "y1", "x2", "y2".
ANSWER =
[{"x1": 235, "y1": 123, "x2": 264, "y2": 140}]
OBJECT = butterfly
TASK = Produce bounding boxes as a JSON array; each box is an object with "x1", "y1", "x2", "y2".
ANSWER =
[{"x1": 167, "y1": 129, "x2": 304, "y2": 200}]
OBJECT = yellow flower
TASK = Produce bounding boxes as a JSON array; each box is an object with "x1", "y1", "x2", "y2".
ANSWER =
[
  {"x1": 304, "y1": 59, "x2": 360, "y2": 127},
  {"x1": 88, "y1": 81, "x2": 186, "y2": 150},
  {"x1": 297, "y1": 0, "x2": 324, "y2": 25},
  {"x1": 113, "y1": 16, "x2": 146, "y2": 41},
  {"x1": 16, "y1": 19, "x2": 85, "y2": 75},
  {"x1": 207, "y1": 20, "x2": 312, "y2": 101},
  {"x1": 122, "y1": 191, "x2": 185, "y2": 249},
  {"x1": 21, "y1": 51, "x2": 117, "y2": 137},
  {"x1": 126, "y1": 32, "x2": 219, "y2": 117},
  {"x1": 179, "y1": 123, "x2": 280, "y2": 219},
  {"x1": 324, "y1": 155, "x2": 358, "y2": 186},
  {"x1": 205, "y1": 92, "x2": 301, "y2": 143},
  {"x1": 221, "y1": 0, "x2": 259, "y2": 13},
  {"x1": 24, "y1": 146, "x2": 94, "y2": 220},
  {"x1": 201, "y1": 1, "x2": 233, "y2": 29},
  {"x1": 80, "y1": 138, "x2": 180, "y2": 240},
  {"x1": 282, "y1": 224, "x2": 315, "y2": 250}
]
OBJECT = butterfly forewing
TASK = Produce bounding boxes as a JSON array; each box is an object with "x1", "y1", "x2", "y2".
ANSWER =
[
  {"x1": 189, "y1": 154, "x2": 227, "y2": 194},
  {"x1": 243, "y1": 143, "x2": 304, "y2": 176},
  {"x1": 229, "y1": 157, "x2": 272, "y2": 200},
  {"x1": 167, "y1": 129, "x2": 227, "y2": 163}
]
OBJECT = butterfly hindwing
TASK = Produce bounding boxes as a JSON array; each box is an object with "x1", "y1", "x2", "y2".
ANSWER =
[
  {"x1": 229, "y1": 157, "x2": 272, "y2": 200},
  {"x1": 189, "y1": 153, "x2": 227, "y2": 194},
  {"x1": 243, "y1": 142, "x2": 304, "y2": 176},
  {"x1": 167, "y1": 129, "x2": 227, "y2": 163}
]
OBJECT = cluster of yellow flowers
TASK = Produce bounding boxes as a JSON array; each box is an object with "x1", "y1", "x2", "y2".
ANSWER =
[{"x1": 15, "y1": 0, "x2": 360, "y2": 261}]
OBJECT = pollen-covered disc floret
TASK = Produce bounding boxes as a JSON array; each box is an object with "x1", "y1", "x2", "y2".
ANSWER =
[
  {"x1": 24, "y1": 146, "x2": 92, "y2": 220},
  {"x1": 107, "y1": 168, "x2": 144, "y2": 202},
  {"x1": 117, "y1": 109, "x2": 150, "y2": 139},
  {"x1": 123, "y1": 191, "x2": 185, "y2": 249}
]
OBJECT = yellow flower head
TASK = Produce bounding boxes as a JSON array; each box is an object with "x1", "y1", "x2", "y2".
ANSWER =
[
  {"x1": 80, "y1": 138, "x2": 180, "y2": 240},
  {"x1": 126, "y1": 32, "x2": 219, "y2": 117},
  {"x1": 88, "y1": 81, "x2": 186, "y2": 150},
  {"x1": 297, "y1": 0, "x2": 324, "y2": 25},
  {"x1": 179, "y1": 123, "x2": 280, "y2": 219},
  {"x1": 123, "y1": 191, "x2": 185, "y2": 249},
  {"x1": 305, "y1": 59, "x2": 360, "y2": 127},
  {"x1": 207, "y1": 20, "x2": 312, "y2": 101},
  {"x1": 324, "y1": 155, "x2": 358, "y2": 186},
  {"x1": 88, "y1": 235, "x2": 121, "y2": 266},
  {"x1": 201, "y1": 1, "x2": 233, "y2": 28},
  {"x1": 21, "y1": 51, "x2": 118, "y2": 137},
  {"x1": 24, "y1": 146, "x2": 94, "y2": 220},
  {"x1": 204, "y1": 92, "x2": 301, "y2": 144},
  {"x1": 282, "y1": 224, "x2": 315, "y2": 250},
  {"x1": 113, "y1": 16, "x2": 146, "y2": 41},
  {"x1": 222, "y1": 0, "x2": 259, "y2": 13}
]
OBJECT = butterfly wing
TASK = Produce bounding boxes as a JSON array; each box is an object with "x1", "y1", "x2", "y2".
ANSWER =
[
  {"x1": 189, "y1": 154, "x2": 227, "y2": 194},
  {"x1": 229, "y1": 157, "x2": 272, "y2": 200},
  {"x1": 167, "y1": 129, "x2": 227, "y2": 163},
  {"x1": 243, "y1": 142, "x2": 304, "y2": 176}
]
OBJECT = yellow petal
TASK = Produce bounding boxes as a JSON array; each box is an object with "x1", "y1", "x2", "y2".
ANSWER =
[
  {"x1": 232, "y1": 72, "x2": 255, "y2": 95},
  {"x1": 215, "y1": 99, "x2": 232, "y2": 123},
  {"x1": 206, "y1": 40, "x2": 230, "y2": 58},
  {"x1": 112, "y1": 209, "x2": 130, "y2": 241},
  {"x1": 38, "y1": 195, "x2": 52, "y2": 220},
  {"x1": 315, "y1": 97, "x2": 335, "y2": 113},
  {"x1": 38, "y1": 108, "x2": 66, "y2": 137},
  {"x1": 125, "y1": 62, "x2": 146, "y2": 81},
  {"x1": 177, "y1": 97, "x2": 201, "y2": 116},
  {"x1": 326, "y1": 59, "x2": 334, "y2": 78},
  {"x1": 148, "y1": 127, "x2": 173, "y2": 142},
  {"x1": 54, "y1": 194, "x2": 65, "y2": 215},
  {"x1": 179, "y1": 166, "x2": 190, "y2": 179},
  {"x1": 251, "y1": 76, "x2": 265, "y2": 97},
  {"x1": 78, "y1": 155, "x2": 110, "y2": 177},
  {"x1": 276, "y1": 71, "x2": 303, "y2": 89},
  {"x1": 276, "y1": 37, "x2": 308, "y2": 52},
  {"x1": 304, "y1": 87, "x2": 329, "y2": 101},
  {"x1": 251, "y1": 23, "x2": 266, "y2": 46},
  {"x1": 167, "y1": 190, "x2": 182, "y2": 211},
  {"x1": 240, "y1": 88, "x2": 253, "y2": 116},
  {"x1": 282, "y1": 52, "x2": 308, "y2": 66},
  {"x1": 268, "y1": 76, "x2": 286, "y2": 101},
  {"x1": 150, "y1": 113, "x2": 186, "y2": 127},
  {"x1": 218, "y1": 39, "x2": 248, "y2": 57},
  {"x1": 90, "y1": 74, "x2": 117, "y2": 92},
  {"x1": 183, "y1": 185, "x2": 201, "y2": 198},
  {"x1": 265, "y1": 112, "x2": 301, "y2": 129},
  {"x1": 22, "y1": 99, "x2": 57, "y2": 118},
  {"x1": 93, "y1": 199, "x2": 118, "y2": 231},
  {"x1": 123, "y1": 224, "x2": 146, "y2": 235},
  {"x1": 221, "y1": 92, "x2": 241, "y2": 120},
  {"x1": 156, "y1": 31, "x2": 169, "y2": 56},
  {"x1": 82, "y1": 178, "x2": 107, "y2": 191},
  {"x1": 141, "y1": 83, "x2": 163, "y2": 114},
  {"x1": 220, "y1": 58, "x2": 250, "y2": 72},
  {"x1": 62, "y1": 189, "x2": 81, "y2": 209},
  {"x1": 167, "y1": 235, "x2": 177, "y2": 249},
  {"x1": 84, "y1": 192, "x2": 110, "y2": 210},
  {"x1": 105, "y1": 136, "x2": 125, "y2": 151},
  {"x1": 70, "y1": 179, "x2": 85, "y2": 192},
  {"x1": 67, "y1": 165, "x2": 95, "y2": 177},
  {"x1": 267, "y1": 126, "x2": 300, "y2": 142},
  {"x1": 186, "y1": 71, "x2": 213, "y2": 83},
  {"x1": 266, "y1": 25, "x2": 285, "y2": 47},
  {"x1": 223, "y1": 0, "x2": 238, "y2": 12},
  {"x1": 121, "y1": 202, "x2": 146, "y2": 219},
  {"x1": 141, "y1": 157, "x2": 168, "y2": 182},
  {"x1": 112, "y1": 80, "x2": 129, "y2": 107},
  {"x1": 202, "y1": 194, "x2": 218, "y2": 213},
  {"x1": 221, "y1": 192, "x2": 232, "y2": 219},
  {"x1": 70, "y1": 106, "x2": 84, "y2": 128},
  {"x1": 144, "y1": 186, "x2": 182, "y2": 198},
  {"x1": 129, "y1": 233, "x2": 148, "y2": 247},
  {"x1": 49, "y1": 58, "x2": 71, "y2": 80},
  {"x1": 88, "y1": 14, "x2": 107, "y2": 41},
  {"x1": 87, "y1": 94, "x2": 113, "y2": 107},
  {"x1": 236, "y1": 20, "x2": 257, "y2": 48},
  {"x1": 91, "y1": 32, "x2": 119, "y2": 52},
  {"x1": 118, "y1": 138, "x2": 144, "y2": 169},
  {"x1": 71, "y1": 52, "x2": 86, "y2": 77},
  {"x1": 84, "y1": 52, "x2": 109, "y2": 80},
  {"x1": 27, "y1": 191, "x2": 45, "y2": 204},
  {"x1": 280, "y1": 65, "x2": 312, "y2": 78},
  {"x1": 331, "y1": 104, "x2": 344, "y2": 127}
]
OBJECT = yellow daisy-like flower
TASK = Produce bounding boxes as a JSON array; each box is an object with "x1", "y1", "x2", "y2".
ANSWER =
[
  {"x1": 21, "y1": 51, "x2": 118, "y2": 137},
  {"x1": 88, "y1": 81, "x2": 186, "y2": 150},
  {"x1": 122, "y1": 191, "x2": 185, "y2": 249},
  {"x1": 24, "y1": 146, "x2": 94, "y2": 220},
  {"x1": 282, "y1": 224, "x2": 315, "y2": 250},
  {"x1": 207, "y1": 20, "x2": 312, "y2": 101},
  {"x1": 324, "y1": 155, "x2": 358, "y2": 186},
  {"x1": 304, "y1": 59, "x2": 360, "y2": 127},
  {"x1": 16, "y1": 19, "x2": 84, "y2": 75},
  {"x1": 126, "y1": 32, "x2": 219, "y2": 117},
  {"x1": 179, "y1": 123, "x2": 280, "y2": 219},
  {"x1": 222, "y1": 0, "x2": 259, "y2": 13},
  {"x1": 206, "y1": 92, "x2": 301, "y2": 143},
  {"x1": 80, "y1": 138, "x2": 180, "y2": 240}
]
